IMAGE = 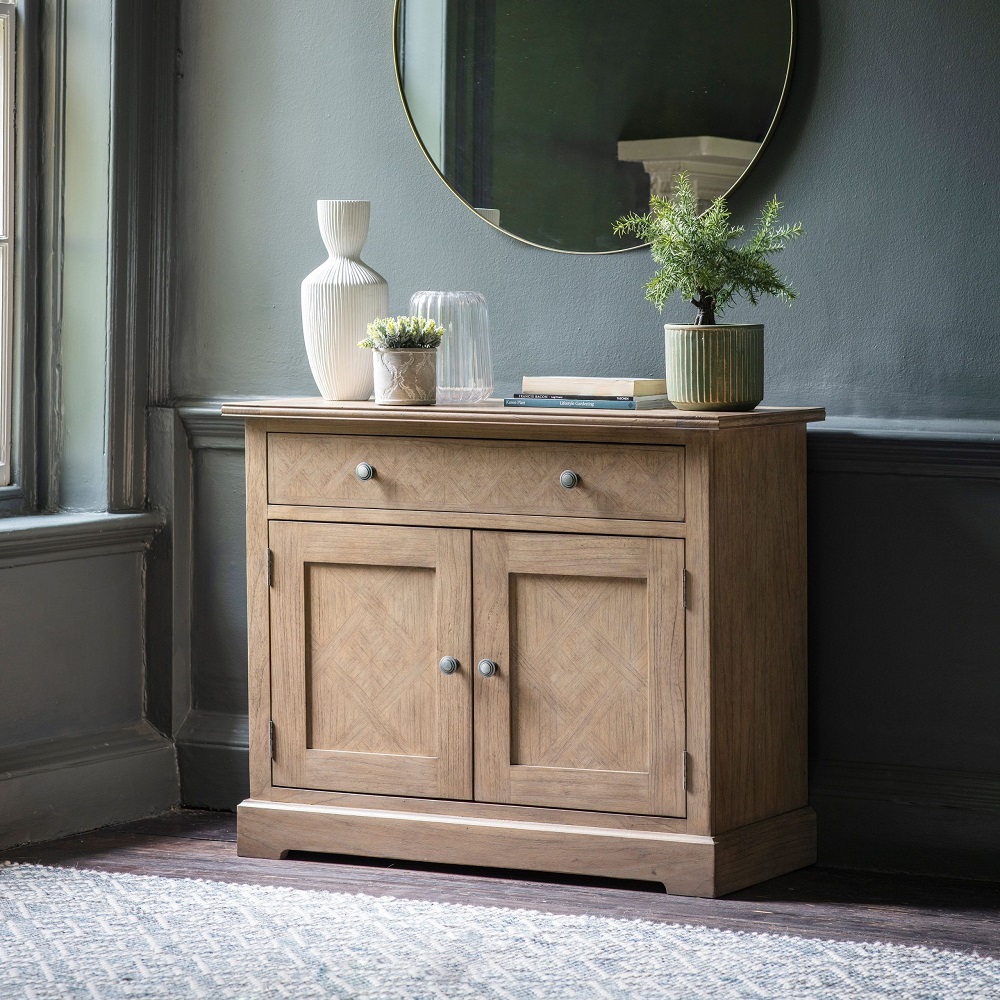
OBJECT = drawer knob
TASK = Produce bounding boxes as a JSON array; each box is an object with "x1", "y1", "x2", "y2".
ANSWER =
[
  {"x1": 559, "y1": 469, "x2": 580, "y2": 489},
  {"x1": 439, "y1": 656, "x2": 459, "y2": 675},
  {"x1": 355, "y1": 462, "x2": 376, "y2": 482},
  {"x1": 477, "y1": 658, "x2": 499, "y2": 677}
]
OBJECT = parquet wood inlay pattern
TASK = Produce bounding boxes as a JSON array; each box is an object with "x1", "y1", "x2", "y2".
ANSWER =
[
  {"x1": 510, "y1": 574, "x2": 648, "y2": 771},
  {"x1": 268, "y1": 433, "x2": 685, "y2": 522},
  {"x1": 307, "y1": 563, "x2": 436, "y2": 756},
  {"x1": 269, "y1": 521, "x2": 473, "y2": 800}
]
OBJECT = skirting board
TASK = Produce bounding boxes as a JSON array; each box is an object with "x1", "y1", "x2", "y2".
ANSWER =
[
  {"x1": 0, "y1": 722, "x2": 179, "y2": 850},
  {"x1": 177, "y1": 743, "x2": 250, "y2": 810},
  {"x1": 185, "y1": 715, "x2": 1000, "y2": 883},
  {"x1": 810, "y1": 759, "x2": 1000, "y2": 881},
  {"x1": 176, "y1": 710, "x2": 250, "y2": 810},
  {"x1": 237, "y1": 798, "x2": 817, "y2": 898}
]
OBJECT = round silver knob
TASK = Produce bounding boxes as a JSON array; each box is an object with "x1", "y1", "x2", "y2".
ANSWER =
[
  {"x1": 355, "y1": 462, "x2": 375, "y2": 482},
  {"x1": 439, "y1": 656, "x2": 459, "y2": 675},
  {"x1": 477, "y1": 658, "x2": 499, "y2": 677},
  {"x1": 560, "y1": 470, "x2": 580, "y2": 489}
]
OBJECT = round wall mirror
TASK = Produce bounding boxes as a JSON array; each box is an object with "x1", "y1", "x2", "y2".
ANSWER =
[{"x1": 395, "y1": 0, "x2": 794, "y2": 254}]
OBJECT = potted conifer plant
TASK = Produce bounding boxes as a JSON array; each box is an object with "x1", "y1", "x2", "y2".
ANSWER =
[
  {"x1": 614, "y1": 172, "x2": 803, "y2": 411},
  {"x1": 359, "y1": 315, "x2": 445, "y2": 405}
]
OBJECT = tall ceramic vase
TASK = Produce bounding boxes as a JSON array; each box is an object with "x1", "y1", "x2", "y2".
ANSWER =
[{"x1": 301, "y1": 200, "x2": 388, "y2": 400}]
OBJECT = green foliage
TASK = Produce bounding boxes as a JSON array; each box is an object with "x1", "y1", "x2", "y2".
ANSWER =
[
  {"x1": 359, "y1": 315, "x2": 445, "y2": 350},
  {"x1": 613, "y1": 172, "x2": 804, "y2": 325}
]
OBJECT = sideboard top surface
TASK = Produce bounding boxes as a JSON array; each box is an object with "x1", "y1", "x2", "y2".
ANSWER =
[{"x1": 221, "y1": 398, "x2": 826, "y2": 433}]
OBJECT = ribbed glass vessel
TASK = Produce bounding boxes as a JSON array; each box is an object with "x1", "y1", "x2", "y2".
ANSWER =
[{"x1": 409, "y1": 291, "x2": 493, "y2": 404}]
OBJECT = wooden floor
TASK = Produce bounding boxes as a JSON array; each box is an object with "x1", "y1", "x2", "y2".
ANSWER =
[{"x1": 3, "y1": 809, "x2": 999, "y2": 959}]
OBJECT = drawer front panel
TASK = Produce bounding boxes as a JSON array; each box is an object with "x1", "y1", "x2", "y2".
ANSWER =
[{"x1": 268, "y1": 433, "x2": 685, "y2": 522}]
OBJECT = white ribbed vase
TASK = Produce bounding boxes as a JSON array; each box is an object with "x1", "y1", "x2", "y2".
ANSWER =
[{"x1": 301, "y1": 200, "x2": 388, "y2": 400}]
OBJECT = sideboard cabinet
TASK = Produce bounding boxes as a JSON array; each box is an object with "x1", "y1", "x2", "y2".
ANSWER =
[{"x1": 223, "y1": 399, "x2": 825, "y2": 897}]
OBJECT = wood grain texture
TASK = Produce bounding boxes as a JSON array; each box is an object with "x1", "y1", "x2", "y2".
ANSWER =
[
  {"x1": 244, "y1": 422, "x2": 272, "y2": 798},
  {"x1": 237, "y1": 798, "x2": 716, "y2": 895},
  {"x1": 681, "y1": 437, "x2": 713, "y2": 834},
  {"x1": 709, "y1": 423, "x2": 810, "y2": 831},
  {"x1": 258, "y1": 415, "x2": 710, "y2": 449},
  {"x1": 222, "y1": 398, "x2": 826, "y2": 433},
  {"x1": 510, "y1": 574, "x2": 648, "y2": 770},
  {"x1": 713, "y1": 808, "x2": 817, "y2": 897},
  {"x1": 262, "y1": 785, "x2": 690, "y2": 835},
  {"x1": 237, "y1": 404, "x2": 821, "y2": 895},
  {"x1": 269, "y1": 522, "x2": 472, "y2": 800},
  {"x1": 266, "y1": 503, "x2": 689, "y2": 539},
  {"x1": 268, "y1": 433, "x2": 685, "y2": 522},
  {"x1": 473, "y1": 532, "x2": 685, "y2": 817},
  {"x1": 236, "y1": 799, "x2": 815, "y2": 898},
  {"x1": 306, "y1": 562, "x2": 438, "y2": 755}
]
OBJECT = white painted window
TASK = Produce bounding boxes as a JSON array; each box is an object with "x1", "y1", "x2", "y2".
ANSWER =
[{"x1": 0, "y1": 5, "x2": 13, "y2": 487}]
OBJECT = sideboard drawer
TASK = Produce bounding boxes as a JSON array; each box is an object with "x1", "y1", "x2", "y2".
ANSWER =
[{"x1": 267, "y1": 433, "x2": 685, "y2": 522}]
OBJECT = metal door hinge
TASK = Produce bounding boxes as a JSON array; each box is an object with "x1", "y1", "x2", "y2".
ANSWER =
[
  {"x1": 267, "y1": 549, "x2": 274, "y2": 587},
  {"x1": 682, "y1": 570, "x2": 688, "y2": 610},
  {"x1": 682, "y1": 750, "x2": 689, "y2": 792},
  {"x1": 269, "y1": 720, "x2": 276, "y2": 760}
]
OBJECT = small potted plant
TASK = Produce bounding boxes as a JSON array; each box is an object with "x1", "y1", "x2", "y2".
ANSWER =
[
  {"x1": 614, "y1": 172, "x2": 803, "y2": 411},
  {"x1": 359, "y1": 315, "x2": 445, "y2": 405}
]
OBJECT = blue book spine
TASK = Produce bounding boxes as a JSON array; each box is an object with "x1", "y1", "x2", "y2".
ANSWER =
[
  {"x1": 504, "y1": 397, "x2": 638, "y2": 410},
  {"x1": 513, "y1": 393, "x2": 636, "y2": 401}
]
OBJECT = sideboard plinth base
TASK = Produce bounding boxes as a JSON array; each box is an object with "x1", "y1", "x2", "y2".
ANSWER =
[{"x1": 236, "y1": 797, "x2": 816, "y2": 899}]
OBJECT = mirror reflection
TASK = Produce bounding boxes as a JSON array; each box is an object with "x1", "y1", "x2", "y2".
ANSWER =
[{"x1": 396, "y1": 0, "x2": 794, "y2": 253}]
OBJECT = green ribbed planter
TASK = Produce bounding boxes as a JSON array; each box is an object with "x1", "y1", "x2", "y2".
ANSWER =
[{"x1": 664, "y1": 324, "x2": 764, "y2": 412}]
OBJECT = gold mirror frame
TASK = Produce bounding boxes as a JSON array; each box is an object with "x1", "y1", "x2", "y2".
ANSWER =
[{"x1": 393, "y1": 0, "x2": 796, "y2": 255}]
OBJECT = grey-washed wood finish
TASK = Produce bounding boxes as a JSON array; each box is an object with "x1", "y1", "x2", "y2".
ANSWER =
[{"x1": 232, "y1": 403, "x2": 819, "y2": 896}]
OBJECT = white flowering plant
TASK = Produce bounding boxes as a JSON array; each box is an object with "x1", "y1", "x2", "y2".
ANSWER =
[{"x1": 359, "y1": 315, "x2": 445, "y2": 350}]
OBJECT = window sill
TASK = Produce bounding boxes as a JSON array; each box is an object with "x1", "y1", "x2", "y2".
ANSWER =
[{"x1": 0, "y1": 510, "x2": 164, "y2": 567}]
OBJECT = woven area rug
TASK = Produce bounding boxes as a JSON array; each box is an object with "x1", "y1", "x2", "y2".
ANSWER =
[{"x1": 1, "y1": 863, "x2": 997, "y2": 999}]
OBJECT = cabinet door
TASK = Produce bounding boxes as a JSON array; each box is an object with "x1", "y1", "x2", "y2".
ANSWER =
[
  {"x1": 474, "y1": 532, "x2": 685, "y2": 816},
  {"x1": 269, "y1": 521, "x2": 472, "y2": 799}
]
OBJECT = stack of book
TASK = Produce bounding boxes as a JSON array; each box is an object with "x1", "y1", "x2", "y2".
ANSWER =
[{"x1": 504, "y1": 377, "x2": 670, "y2": 411}]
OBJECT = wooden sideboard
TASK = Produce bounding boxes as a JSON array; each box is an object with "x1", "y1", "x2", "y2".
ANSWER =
[{"x1": 223, "y1": 398, "x2": 825, "y2": 897}]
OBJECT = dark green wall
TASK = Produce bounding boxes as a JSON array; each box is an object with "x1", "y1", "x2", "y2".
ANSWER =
[
  {"x1": 171, "y1": 0, "x2": 1000, "y2": 875},
  {"x1": 489, "y1": 0, "x2": 789, "y2": 250},
  {"x1": 173, "y1": 0, "x2": 1000, "y2": 420}
]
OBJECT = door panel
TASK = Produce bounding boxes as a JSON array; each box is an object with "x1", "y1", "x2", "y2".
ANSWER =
[
  {"x1": 474, "y1": 531, "x2": 685, "y2": 816},
  {"x1": 270, "y1": 521, "x2": 472, "y2": 799}
]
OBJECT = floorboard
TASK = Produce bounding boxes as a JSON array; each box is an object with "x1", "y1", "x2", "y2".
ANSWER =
[{"x1": 3, "y1": 810, "x2": 998, "y2": 959}]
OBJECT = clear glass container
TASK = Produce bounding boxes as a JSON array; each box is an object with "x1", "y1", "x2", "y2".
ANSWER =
[{"x1": 409, "y1": 290, "x2": 493, "y2": 404}]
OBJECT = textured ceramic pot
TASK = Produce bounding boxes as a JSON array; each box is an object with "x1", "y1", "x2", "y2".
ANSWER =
[
  {"x1": 664, "y1": 323, "x2": 764, "y2": 411},
  {"x1": 373, "y1": 349, "x2": 438, "y2": 405},
  {"x1": 301, "y1": 200, "x2": 388, "y2": 400}
]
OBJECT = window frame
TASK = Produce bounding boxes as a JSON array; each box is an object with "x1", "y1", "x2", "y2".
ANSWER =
[
  {"x1": 0, "y1": 0, "x2": 176, "y2": 516},
  {"x1": 0, "y1": 4, "x2": 15, "y2": 489},
  {"x1": 0, "y1": 0, "x2": 55, "y2": 514}
]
